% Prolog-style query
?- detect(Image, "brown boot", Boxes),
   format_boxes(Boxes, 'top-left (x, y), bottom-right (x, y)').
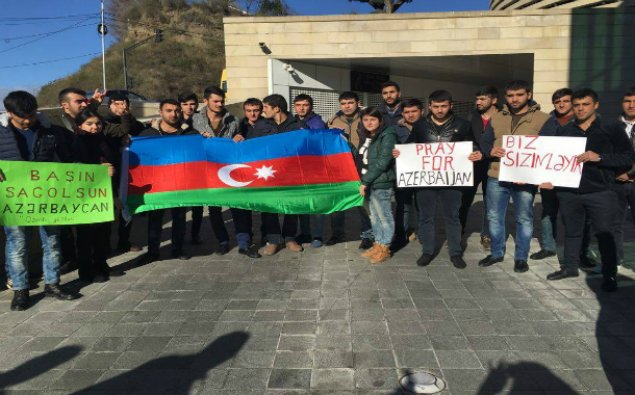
top-left (361, 242), bottom-right (380, 257)
top-left (261, 243), bottom-right (279, 256)
top-left (370, 244), bottom-right (391, 264)
top-left (285, 240), bottom-right (304, 252)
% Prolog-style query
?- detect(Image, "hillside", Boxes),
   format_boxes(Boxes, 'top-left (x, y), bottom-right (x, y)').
top-left (37, 0), bottom-right (234, 107)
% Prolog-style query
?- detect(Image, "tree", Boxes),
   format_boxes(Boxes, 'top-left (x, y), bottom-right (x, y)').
top-left (242, 0), bottom-right (291, 15)
top-left (350, 0), bottom-right (413, 13)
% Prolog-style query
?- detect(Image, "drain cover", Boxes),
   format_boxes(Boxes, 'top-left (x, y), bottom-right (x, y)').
top-left (400, 371), bottom-right (447, 394)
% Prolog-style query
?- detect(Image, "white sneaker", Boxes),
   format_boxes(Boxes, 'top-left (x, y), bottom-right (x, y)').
top-left (5, 278), bottom-right (13, 290)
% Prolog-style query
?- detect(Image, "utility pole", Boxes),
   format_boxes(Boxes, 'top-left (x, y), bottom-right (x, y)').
top-left (122, 29), bottom-right (163, 91)
top-left (100, 0), bottom-right (107, 90)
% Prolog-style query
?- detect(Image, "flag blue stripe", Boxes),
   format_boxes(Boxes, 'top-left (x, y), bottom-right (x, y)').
top-left (128, 129), bottom-right (350, 167)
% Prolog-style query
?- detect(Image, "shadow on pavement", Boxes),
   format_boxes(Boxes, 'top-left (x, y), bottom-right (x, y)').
top-left (0, 345), bottom-right (82, 390)
top-left (70, 331), bottom-right (249, 394)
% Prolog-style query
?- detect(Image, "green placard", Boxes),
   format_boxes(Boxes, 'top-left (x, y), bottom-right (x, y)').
top-left (0, 161), bottom-right (114, 226)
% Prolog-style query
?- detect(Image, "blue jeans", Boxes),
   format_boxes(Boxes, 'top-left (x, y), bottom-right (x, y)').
top-left (486, 178), bottom-right (536, 260)
top-left (4, 226), bottom-right (61, 290)
top-left (368, 188), bottom-right (395, 246)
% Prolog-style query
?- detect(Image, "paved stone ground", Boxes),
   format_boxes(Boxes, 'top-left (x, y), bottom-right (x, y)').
top-left (2, 197), bottom-right (635, 394)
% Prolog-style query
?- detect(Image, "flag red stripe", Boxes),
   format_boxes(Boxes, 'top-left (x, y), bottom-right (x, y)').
top-left (128, 153), bottom-right (359, 195)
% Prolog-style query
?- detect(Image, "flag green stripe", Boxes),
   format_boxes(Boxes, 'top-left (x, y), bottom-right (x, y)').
top-left (127, 181), bottom-right (363, 215)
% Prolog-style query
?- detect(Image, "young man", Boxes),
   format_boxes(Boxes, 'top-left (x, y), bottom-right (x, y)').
top-left (479, 80), bottom-right (550, 273)
top-left (394, 91), bottom-right (482, 268)
top-left (190, 86), bottom-right (239, 253)
top-left (327, 91), bottom-right (374, 249)
top-left (547, 89), bottom-right (635, 292)
top-left (378, 81), bottom-right (403, 126)
top-left (610, 87), bottom-right (635, 266)
top-left (461, 86), bottom-right (498, 249)
top-left (0, 91), bottom-right (78, 310)
top-left (392, 98), bottom-right (424, 250)
top-left (293, 94), bottom-right (327, 248)
top-left (178, 92), bottom-right (199, 129)
top-left (50, 87), bottom-right (106, 273)
top-left (529, 88), bottom-right (575, 260)
top-left (104, 91), bottom-right (145, 255)
top-left (230, 98), bottom-right (265, 259)
top-left (255, 94), bottom-right (305, 255)
top-left (139, 99), bottom-right (198, 263)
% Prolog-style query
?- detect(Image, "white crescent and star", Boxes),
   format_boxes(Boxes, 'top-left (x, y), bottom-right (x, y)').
top-left (217, 164), bottom-right (277, 188)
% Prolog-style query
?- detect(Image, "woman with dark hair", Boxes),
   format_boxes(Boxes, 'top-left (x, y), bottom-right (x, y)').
top-left (358, 106), bottom-right (397, 264)
top-left (71, 109), bottom-right (121, 283)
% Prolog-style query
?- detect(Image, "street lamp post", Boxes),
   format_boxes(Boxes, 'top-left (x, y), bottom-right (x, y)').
top-left (122, 29), bottom-right (163, 90)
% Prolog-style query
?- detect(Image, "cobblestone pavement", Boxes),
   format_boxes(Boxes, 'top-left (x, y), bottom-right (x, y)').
top-left (1, 201), bottom-right (635, 394)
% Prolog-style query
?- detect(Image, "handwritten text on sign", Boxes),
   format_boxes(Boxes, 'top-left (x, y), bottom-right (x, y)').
top-left (0, 161), bottom-right (114, 226)
top-left (498, 135), bottom-right (587, 188)
top-left (395, 142), bottom-right (473, 187)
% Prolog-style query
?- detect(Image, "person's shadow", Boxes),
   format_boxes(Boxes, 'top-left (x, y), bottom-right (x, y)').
top-left (476, 361), bottom-right (579, 394)
top-left (0, 346), bottom-right (82, 390)
top-left (71, 331), bottom-right (249, 394)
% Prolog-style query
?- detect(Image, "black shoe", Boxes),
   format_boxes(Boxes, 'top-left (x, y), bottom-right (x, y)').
top-left (172, 250), bottom-right (191, 260)
top-left (92, 274), bottom-right (109, 283)
top-left (44, 284), bottom-right (78, 301)
top-left (417, 254), bottom-right (433, 267)
top-left (546, 269), bottom-right (579, 281)
top-left (514, 260), bottom-right (529, 273)
top-left (238, 246), bottom-right (262, 259)
top-left (478, 255), bottom-right (504, 267)
top-left (325, 236), bottom-right (344, 246)
top-left (602, 276), bottom-right (618, 292)
top-left (295, 234), bottom-right (312, 244)
top-left (215, 243), bottom-right (230, 256)
top-left (579, 255), bottom-right (596, 269)
top-left (140, 252), bottom-right (160, 265)
top-left (59, 261), bottom-right (77, 275)
top-left (358, 238), bottom-right (374, 250)
top-left (390, 238), bottom-right (408, 252)
top-left (191, 237), bottom-right (203, 245)
top-left (529, 250), bottom-right (556, 260)
top-left (10, 290), bottom-right (30, 311)
top-left (451, 255), bottom-right (467, 269)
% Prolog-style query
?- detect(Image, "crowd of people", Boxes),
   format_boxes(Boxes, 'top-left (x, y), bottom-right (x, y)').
top-left (1, 79), bottom-right (634, 311)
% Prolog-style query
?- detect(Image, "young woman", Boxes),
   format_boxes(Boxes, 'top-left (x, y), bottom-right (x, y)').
top-left (71, 109), bottom-right (119, 283)
top-left (358, 107), bottom-right (397, 264)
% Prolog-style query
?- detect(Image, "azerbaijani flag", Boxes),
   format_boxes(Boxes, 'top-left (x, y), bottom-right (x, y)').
top-left (121, 129), bottom-right (363, 215)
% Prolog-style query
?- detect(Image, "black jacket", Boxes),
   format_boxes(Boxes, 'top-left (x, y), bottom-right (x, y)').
top-left (138, 123), bottom-right (198, 137)
top-left (409, 113), bottom-right (475, 147)
top-left (378, 101), bottom-right (403, 127)
top-left (556, 117), bottom-right (635, 194)
top-left (248, 116), bottom-right (304, 139)
top-left (238, 117), bottom-right (262, 139)
top-left (0, 119), bottom-right (70, 163)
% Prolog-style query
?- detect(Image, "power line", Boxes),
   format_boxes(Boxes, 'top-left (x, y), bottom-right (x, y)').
top-left (0, 52), bottom-right (101, 70)
top-left (0, 22), bottom-right (96, 42)
top-left (0, 18), bottom-right (95, 55)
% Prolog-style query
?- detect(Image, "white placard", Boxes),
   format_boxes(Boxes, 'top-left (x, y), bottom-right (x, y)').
top-left (498, 135), bottom-right (587, 188)
top-left (395, 142), bottom-right (474, 187)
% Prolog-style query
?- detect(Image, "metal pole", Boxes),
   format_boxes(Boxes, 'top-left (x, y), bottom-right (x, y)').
top-left (122, 49), bottom-right (128, 90)
top-left (100, 0), bottom-right (107, 90)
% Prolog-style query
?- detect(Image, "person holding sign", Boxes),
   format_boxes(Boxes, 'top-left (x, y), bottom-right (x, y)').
top-left (546, 89), bottom-right (635, 292)
top-left (359, 107), bottom-right (397, 264)
top-left (394, 90), bottom-right (482, 269)
top-left (70, 109), bottom-right (121, 284)
top-left (0, 91), bottom-right (78, 311)
top-left (478, 80), bottom-right (550, 273)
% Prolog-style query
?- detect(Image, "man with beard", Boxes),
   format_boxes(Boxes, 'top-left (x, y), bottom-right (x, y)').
top-left (460, 86), bottom-right (498, 249)
top-left (378, 81), bottom-right (403, 126)
top-left (326, 91), bottom-right (374, 249)
top-left (190, 86), bottom-right (239, 253)
top-left (394, 91), bottom-right (482, 268)
top-left (139, 99), bottom-right (198, 263)
top-left (178, 92), bottom-right (199, 130)
top-left (479, 80), bottom-right (550, 273)
top-left (546, 89), bottom-right (635, 292)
